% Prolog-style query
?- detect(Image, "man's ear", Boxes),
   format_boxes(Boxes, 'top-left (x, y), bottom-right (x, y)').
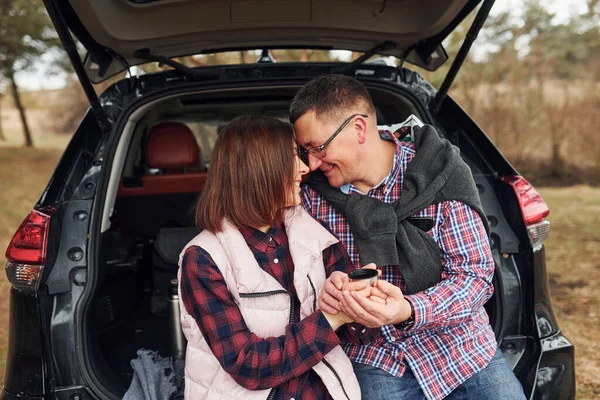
top-left (355, 115), bottom-right (368, 144)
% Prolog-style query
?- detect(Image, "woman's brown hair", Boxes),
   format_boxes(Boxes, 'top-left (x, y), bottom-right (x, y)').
top-left (195, 114), bottom-right (296, 232)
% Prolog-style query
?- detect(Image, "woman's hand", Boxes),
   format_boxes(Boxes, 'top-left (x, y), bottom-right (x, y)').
top-left (321, 309), bottom-right (354, 330)
top-left (319, 263), bottom-right (381, 314)
top-left (319, 272), bottom-right (368, 314)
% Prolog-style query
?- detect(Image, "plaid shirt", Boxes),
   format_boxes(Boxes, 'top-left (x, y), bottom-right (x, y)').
top-left (180, 222), bottom-right (357, 400)
top-left (301, 128), bottom-right (498, 400)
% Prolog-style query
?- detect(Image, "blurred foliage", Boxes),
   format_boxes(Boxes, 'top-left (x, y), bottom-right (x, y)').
top-left (0, 0), bottom-right (64, 83)
top-left (418, 0), bottom-right (600, 87)
top-left (428, 1), bottom-right (600, 186)
top-left (0, 0), bottom-right (67, 146)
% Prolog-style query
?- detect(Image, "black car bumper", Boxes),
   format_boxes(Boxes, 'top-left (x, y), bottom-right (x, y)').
top-left (532, 332), bottom-right (576, 399)
top-left (1, 388), bottom-right (43, 400)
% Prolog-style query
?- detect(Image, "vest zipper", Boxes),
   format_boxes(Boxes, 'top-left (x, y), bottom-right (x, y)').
top-left (238, 290), bottom-right (294, 323)
top-left (307, 275), bottom-right (317, 312)
top-left (239, 289), bottom-right (294, 400)
top-left (266, 388), bottom-right (277, 400)
top-left (322, 359), bottom-right (351, 400)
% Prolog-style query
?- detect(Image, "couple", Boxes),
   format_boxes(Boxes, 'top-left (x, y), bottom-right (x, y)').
top-left (177, 75), bottom-right (526, 400)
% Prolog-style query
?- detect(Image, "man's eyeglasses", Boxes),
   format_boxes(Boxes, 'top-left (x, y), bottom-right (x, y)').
top-left (298, 113), bottom-right (368, 164)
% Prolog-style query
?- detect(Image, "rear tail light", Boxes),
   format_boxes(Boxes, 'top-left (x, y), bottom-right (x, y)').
top-left (5, 208), bottom-right (54, 291)
top-left (526, 220), bottom-right (551, 250)
top-left (502, 175), bottom-right (550, 249)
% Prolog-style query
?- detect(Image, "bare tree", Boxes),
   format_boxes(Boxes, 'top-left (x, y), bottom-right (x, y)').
top-left (0, 91), bottom-right (5, 141)
top-left (0, 0), bottom-right (62, 147)
top-left (7, 70), bottom-right (33, 146)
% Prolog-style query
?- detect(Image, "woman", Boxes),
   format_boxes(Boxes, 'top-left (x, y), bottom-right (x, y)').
top-left (178, 114), bottom-right (362, 399)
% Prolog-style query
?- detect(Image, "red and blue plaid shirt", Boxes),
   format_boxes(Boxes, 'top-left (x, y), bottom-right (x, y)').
top-left (180, 222), bottom-right (358, 400)
top-left (301, 129), bottom-right (498, 400)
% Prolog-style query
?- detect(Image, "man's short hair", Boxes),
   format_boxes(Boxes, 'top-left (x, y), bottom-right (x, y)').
top-left (289, 74), bottom-right (376, 124)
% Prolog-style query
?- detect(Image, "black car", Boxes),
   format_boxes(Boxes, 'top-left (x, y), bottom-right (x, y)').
top-left (2, 0), bottom-right (575, 399)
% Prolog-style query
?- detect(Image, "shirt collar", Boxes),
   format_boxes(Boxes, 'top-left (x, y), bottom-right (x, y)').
top-left (239, 221), bottom-right (286, 251)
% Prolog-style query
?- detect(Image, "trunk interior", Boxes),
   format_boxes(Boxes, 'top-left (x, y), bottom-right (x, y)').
top-left (86, 83), bottom-right (520, 397)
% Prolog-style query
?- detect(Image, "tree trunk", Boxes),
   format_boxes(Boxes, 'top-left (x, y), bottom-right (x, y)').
top-left (550, 128), bottom-right (562, 177)
top-left (299, 50), bottom-right (309, 62)
top-left (0, 93), bottom-right (5, 141)
top-left (8, 70), bottom-right (33, 147)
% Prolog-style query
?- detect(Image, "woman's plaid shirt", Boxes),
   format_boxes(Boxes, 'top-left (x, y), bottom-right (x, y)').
top-left (300, 130), bottom-right (498, 400)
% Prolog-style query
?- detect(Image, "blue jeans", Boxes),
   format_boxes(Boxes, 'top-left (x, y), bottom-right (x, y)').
top-left (353, 349), bottom-right (526, 400)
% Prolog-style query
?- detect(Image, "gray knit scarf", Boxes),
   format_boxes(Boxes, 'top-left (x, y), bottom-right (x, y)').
top-left (307, 125), bottom-right (489, 295)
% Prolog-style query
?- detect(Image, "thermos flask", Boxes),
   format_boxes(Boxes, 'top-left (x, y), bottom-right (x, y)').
top-left (167, 278), bottom-right (186, 360)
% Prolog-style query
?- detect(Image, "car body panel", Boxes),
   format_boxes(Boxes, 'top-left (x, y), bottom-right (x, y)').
top-left (3, 289), bottom-right (46, 398)
top-left (47, 0), bottom-right (485, 82)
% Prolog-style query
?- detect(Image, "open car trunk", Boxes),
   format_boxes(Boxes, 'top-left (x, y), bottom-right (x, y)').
top-left (82, 79), bottom-right (524, 398)
top-left (46, 0), bottom-right (485, 83)
top-left (43, 0), bottom-right (496, 135)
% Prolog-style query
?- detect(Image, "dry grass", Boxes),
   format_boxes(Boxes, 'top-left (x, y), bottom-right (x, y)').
top-left (0, 146), bottom-right (598, 397)
top-left (0, 83), bottom-right (85, 149)
top-left (538, 186), bottom-right (600, 399)
top-left (0, 108), bottom-right (72, 149)
top-left (450, 80), bottom-right (600, 185)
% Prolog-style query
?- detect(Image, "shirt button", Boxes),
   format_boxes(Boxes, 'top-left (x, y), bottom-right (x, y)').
top-left (269, 236), bottom-right (273, 241)
top-left (390, 336), bottom-right (396, 341)
top-left (274, 258), bottom-right (279, 264)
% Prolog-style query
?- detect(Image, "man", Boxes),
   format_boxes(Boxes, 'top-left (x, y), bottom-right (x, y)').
top-left (291, 75), bottom-right (525, 400)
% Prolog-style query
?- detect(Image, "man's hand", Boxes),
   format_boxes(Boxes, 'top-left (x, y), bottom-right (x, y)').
top-left (318, 264), bottom-right (379, 314)
top-left (339, 279), bottom-right (412, 328)
top-left (367, 286), bottom-right (388, 304)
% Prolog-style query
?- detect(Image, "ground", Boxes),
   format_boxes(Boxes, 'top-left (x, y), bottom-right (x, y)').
top-left (540, 185), bottom-right (600, 399)
top-left (0, 147), bottom-right (598, 398)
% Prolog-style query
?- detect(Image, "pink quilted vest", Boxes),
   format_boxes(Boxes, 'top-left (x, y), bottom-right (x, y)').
top-left (177, 206), bottom-right (361, 400)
